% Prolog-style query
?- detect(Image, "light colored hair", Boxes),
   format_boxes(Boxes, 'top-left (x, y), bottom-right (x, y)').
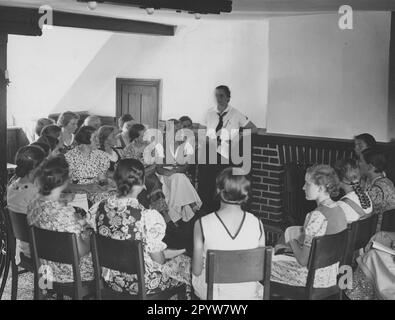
top-left (57, 111), bottom-right (79, 128)
top-left (306, 164), bottom-right (340, 197)
top-left (83, 115), bottom-right (101, 129)
top-left (216, 167), bottom-right (250, 204)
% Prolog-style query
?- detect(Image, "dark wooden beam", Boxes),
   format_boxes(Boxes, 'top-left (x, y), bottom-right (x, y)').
top-left (0, 5), bottom-right (175, 36)
top-left (79, 0), bottom-right (233, 14)
top-left (0, 33), bottom-right (7, 188)
top-left (388, 12), bottom-right (395, 140)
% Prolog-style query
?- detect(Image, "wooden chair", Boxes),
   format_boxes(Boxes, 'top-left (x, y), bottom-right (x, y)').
top-left (343, 214), bottom-right (379, 267)
top-left (91, 233), bottom-right (186, 300)
top-left (270, 229), bottom-right (348, 300)
top-left (381, 209), bottom-right (395, 232)
top-left (2, 209), bottom-right (37, 300)
top-left (206, 247), bottom-right (273, 300)
top-left (30, 226), bottom-right (95, 300)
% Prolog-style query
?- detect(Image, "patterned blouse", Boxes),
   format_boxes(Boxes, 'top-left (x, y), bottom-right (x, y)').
top-left (365, 176), bottom-right (395, 230)
top-left (91, 196), bottom-right (190, 295)
top-left (65, 147), bottom-right (110, 184)
top-left (27, 198), bottom-right (94, 283)
top-left (271, 201), bottom-right (341, 288)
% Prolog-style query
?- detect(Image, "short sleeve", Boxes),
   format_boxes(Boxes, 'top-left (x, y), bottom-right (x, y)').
top-left (368, 185), bottom-right (385, 211)
top-left (142, 209), bottom-right (167, 253)
top-left (235, 109), bottom-right (249, 127)
top-left (303, 210), bottom-right (327, 247)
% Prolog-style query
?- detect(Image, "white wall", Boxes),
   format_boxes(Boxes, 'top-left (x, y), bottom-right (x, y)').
top-left (8, 20), bottom-right (269, 129)
top-left (266, 12), bottom-right (391, 141)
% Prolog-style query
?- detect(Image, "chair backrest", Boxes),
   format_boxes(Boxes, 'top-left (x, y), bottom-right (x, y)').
top-left (351, 214), bottom-right (378, 251)
top-left (381, 209), bottom-right (395, 232)
top-left (91, 233), bottom-right (145, 299)
top-left (206, 247), bottom-right (272, 300)
top-left (30, 226), bottom-right (83, 298)
top-left (306, 229), bottom-right (348, 296)
top-left (7, 209), bottom-right (30, 244)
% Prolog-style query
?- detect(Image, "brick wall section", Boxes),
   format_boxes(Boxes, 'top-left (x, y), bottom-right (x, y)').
top-left (251, 144), bottom-right (284, 225)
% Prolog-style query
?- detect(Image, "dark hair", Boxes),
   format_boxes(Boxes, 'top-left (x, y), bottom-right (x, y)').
top-left (35, 136), bottom-right (59, 152)
top-left (129, 124), bottom-right (146, 143)
top-left (118, 114), bottom-right (134, 129)
top-left (35, 155), bottom-right (69, 196)
top-left (361, 148), bottom-right (387, 173)
top-left (179, 116), bottom-right (192, 123)
top-left (216, 85), bottom-right (231, 98)
top-left (216, 167), bottom-right (250, 204)
top-left (35, 118), bottom-right (54, 137)
top-left (334, 159), bottom-right (371, 209)
top-left (30, 141), bottom-right (50, 157)
top-left (41, 124), bottom-right (61, 138)
top-left (97, 125), bottom-right (117, 151)
top-left (57, 111), bottom-right (79, 128)
top-left (114, 159), bottom-right (145, 197)
top-left (306, 164), bottom-right (340, 198)
top-left (354, 133), bottom-right (376, 149)
top-left (74, 126), bottom-right (96, 145)
top-left (14, 145), bottom-right (46, 178)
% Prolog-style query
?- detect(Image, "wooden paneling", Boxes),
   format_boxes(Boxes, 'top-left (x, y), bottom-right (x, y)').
top-left (388, 12), bottom-right (395, 140)
top-left (0, 33), bottom-right (7, 188)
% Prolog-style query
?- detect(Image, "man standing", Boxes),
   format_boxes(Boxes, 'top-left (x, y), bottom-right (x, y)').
top-left (198, 85), bottom-right (256, 213)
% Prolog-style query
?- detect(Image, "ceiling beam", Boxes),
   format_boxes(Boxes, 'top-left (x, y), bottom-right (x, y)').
top-left (78, 0), bottom-right (233, 14)
top-left (0, 5), bottom-right (176, 36)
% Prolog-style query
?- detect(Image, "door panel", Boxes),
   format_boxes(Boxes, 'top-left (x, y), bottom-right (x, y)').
top-left (116, 79), bottom-right (160, 129)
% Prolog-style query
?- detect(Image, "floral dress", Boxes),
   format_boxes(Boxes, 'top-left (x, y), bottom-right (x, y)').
top-left (27, 198), bottom-right (94, 283)
top-left (365, 176), bottom-right (395, 231)
top-left (271, 202), bottom-right (343, 288)
top-left (122, 142), bottom-right (169, 221)
top-left (91, 196), bottom-right (191, 296)
top-left (65, 147), bottom-right (110, 184)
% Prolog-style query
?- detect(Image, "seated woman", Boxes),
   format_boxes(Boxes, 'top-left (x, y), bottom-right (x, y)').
top-left (117, 119), bottom-right (137, 148)
top-left (123, 124), bottom-right (170, 221)
top-left (354, 133), bottom-right (377, 159)
top-left (359, 148), bottom-right (395, 231)
top-left (346, 231), bottom-right (395, 300)
top-left (271, 164), bottom-right (347, 288)
top-left (156, 120), bottom-right (201, 225)
top-left (41, 124), bottom-right (62, 140)
top-left (27, 156), bottom-right (94, 283)
top-left (7, 145), bottom-right (46, 264)
top-left (65, 126), bottom-right (110, 185)
top-left (91, 159), bottom-right (191, 296)
top-left (97, 125), bottom-right (123, 172)
top-left (34, 118), bottom-right (54, 141)
top-left (334, 158), bottom-right (372, 223)
top-left (57, 111), bottom-right (79, 152)
top-left (192, 168), bottom-right (266, 300)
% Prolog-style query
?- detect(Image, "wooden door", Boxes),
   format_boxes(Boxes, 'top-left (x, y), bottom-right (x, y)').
top-left (116, 78), bottom-right (161, 128)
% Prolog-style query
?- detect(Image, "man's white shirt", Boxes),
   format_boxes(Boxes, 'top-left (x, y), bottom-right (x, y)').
top-left (205, 105), bottom-right (249, 158)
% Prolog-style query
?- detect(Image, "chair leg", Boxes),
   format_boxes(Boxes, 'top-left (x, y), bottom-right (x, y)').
top-left (0, 256), bottom-right (10, 300)
top-left (11, 262), bottom-right (18, 300)
top-left (177, 284), bottom-right (187, 300)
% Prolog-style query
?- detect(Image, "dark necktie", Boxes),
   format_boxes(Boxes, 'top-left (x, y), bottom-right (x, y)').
top-left (215, 112), bottom-right (228, 133)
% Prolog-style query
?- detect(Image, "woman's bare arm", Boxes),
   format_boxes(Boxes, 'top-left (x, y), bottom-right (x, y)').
top-left (192, 220), bottom-right (204, 276)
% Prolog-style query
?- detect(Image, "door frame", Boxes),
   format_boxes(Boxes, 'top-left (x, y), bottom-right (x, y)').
top-left (116, 78), bottom-right (162, 128)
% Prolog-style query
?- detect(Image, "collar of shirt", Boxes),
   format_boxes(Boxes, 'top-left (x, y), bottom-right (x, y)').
top-left (216, 105), bottom-right (231, 116)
